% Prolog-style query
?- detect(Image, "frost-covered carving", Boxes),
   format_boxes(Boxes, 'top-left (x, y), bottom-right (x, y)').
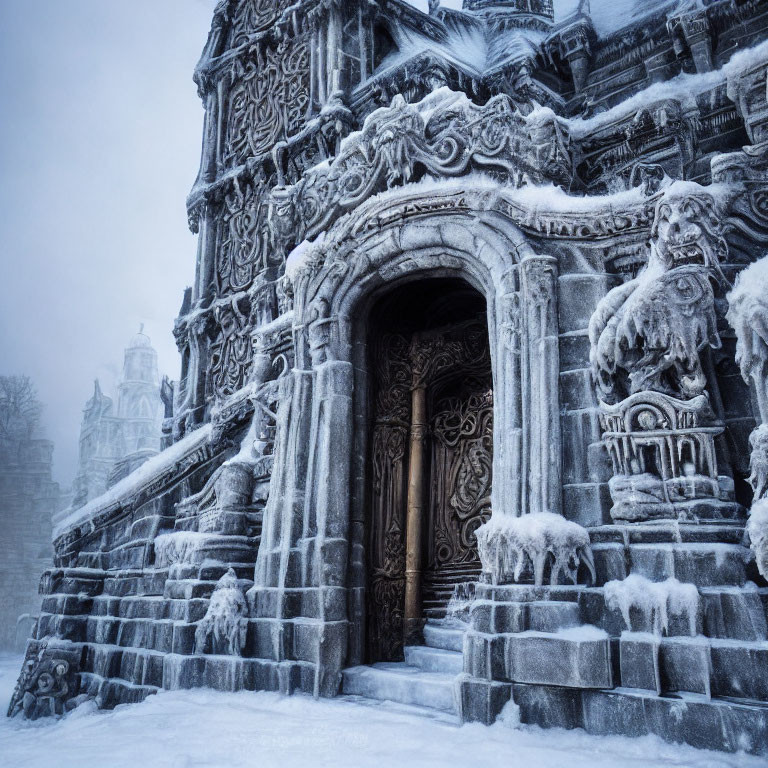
top-left (589, 184), bottom-right (725, 404)
top-left (217, 180), bottom-right (269, 295)
top-left (475, 512), bottom-right (595, 587)
top-left (604, 574), bottom-right (700, 636)
top-left (272, 88), bottom-right (574, 245)
top-left (590, 184), bottom-right (737, 522)
top-left (223, 36), bottom-right (310, 167)
top-left (7, 642), bottom-right (79, 719)
top-left (227, 0), bottom-right (291, 47)
top-left (600, 392), bottom-right (729, 522)
top-left (195, 568), bottom-right (248, 655)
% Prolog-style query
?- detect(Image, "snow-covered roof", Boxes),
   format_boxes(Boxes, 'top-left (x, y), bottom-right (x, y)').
top-left (554, 0), bottom-right (676, 40)
top-left (383, 0), bottom-right (678, 82)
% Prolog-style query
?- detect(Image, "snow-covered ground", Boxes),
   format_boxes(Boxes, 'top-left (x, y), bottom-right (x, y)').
top-left (0, 653), bottom-right (762, 768)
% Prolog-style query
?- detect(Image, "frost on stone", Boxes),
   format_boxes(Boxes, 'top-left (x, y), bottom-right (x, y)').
top-left (194, 568), bottom-right (247, 656)
top-left (727, 255), bottom-right (768, 427)
top-left (445, 582), bottom-right (475, 624)
top-left (154, 531), bottom-right (211, 567)
top-left (747, 499), bottom-right (768, 580)
top-left (475, 512), bottom-right (595, 587)
top-left (604, 574), bottom-right (700, 636)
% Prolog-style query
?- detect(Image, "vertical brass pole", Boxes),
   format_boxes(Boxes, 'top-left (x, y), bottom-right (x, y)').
top-left (404, 383), bottom-right (427, 645)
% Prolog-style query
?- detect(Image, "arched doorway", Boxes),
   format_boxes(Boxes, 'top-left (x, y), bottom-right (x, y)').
top-left (365, 278), bottom-right (493, 662)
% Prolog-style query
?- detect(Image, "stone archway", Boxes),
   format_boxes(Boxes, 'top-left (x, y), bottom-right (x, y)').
top-left (252, 187), bottom-right (563, 693)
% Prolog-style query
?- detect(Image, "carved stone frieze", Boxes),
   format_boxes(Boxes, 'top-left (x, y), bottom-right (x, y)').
top-left (271, 89), bottom-right (576, 246)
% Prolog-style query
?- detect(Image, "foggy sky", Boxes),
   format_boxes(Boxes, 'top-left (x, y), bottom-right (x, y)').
top-left (0, 0), bottom-right (557, 489)
top-left (0, 0), bottom-right (218, 486)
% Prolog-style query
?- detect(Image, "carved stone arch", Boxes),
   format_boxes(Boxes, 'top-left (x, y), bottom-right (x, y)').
top-left (251, 185), bottom-right (564, 689)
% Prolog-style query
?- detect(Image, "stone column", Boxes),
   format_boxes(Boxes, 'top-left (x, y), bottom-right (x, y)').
top-left (521, 255), bottom-right (562, 516)
top-left (403, 380), bottom-right (427, 644)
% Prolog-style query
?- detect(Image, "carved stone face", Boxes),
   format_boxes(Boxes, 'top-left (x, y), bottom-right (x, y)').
top-left (653, 191), bottom-right (726, 272)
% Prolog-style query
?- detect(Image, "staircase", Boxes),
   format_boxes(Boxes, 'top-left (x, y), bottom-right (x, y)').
top-left (341, 621), bottom-right (466, 720)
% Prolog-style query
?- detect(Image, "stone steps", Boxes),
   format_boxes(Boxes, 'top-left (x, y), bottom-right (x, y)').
top-left (404, 645), bottom-right (464, 675)
top-left (341, 621), bottom-right (466, 716)
top-left (342, 664), bottom-right (459, 713)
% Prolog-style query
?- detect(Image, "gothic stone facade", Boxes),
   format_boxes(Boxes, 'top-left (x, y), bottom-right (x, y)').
top-left (11, 0), bottom-right (768, 755)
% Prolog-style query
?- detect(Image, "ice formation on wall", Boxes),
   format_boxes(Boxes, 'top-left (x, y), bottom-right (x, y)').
top-left (604, 573), bottom-right (700, 636)
top-left (194, 569), bottom-right (247, 656)
top-left (748, 501), bottom-right (768, 580)
top-left (475, 512), bottom-right (595, 587)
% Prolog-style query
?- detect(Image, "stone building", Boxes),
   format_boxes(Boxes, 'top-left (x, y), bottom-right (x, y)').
top-left (0, 390), bottom-right (59, 651)
top-left (67, 329), bottom-right (165, 513)
top-left (11, 0), bottom-right (768, 756)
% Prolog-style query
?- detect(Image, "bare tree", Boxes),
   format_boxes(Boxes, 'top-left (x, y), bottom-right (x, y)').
top-left (0, 375), bottom-right (43, 447)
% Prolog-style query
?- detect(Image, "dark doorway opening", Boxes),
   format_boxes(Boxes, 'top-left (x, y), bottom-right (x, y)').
top-left (365, 278), bottom-right (492, 663)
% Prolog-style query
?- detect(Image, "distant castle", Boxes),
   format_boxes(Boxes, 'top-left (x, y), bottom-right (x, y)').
top-left (65, 329), bottom-right (165, 516)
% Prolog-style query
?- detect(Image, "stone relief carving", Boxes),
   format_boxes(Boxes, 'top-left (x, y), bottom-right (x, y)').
top-left (271, 89), bottom-right (575, 246)
top-left (210, 297), bottom-right (253, 399)
top-left (590, 185), bottom-right (725, 404)
top-left (223, 36), bottom-right (310, 168)
top-left (589, 184), bottom-right (739, 522)
top-left (7, 641), bottom-right (80, 719)
top-left (227, 0), bottom-right (291, 48)
top-left (217, 180), bottom-right (269, 295)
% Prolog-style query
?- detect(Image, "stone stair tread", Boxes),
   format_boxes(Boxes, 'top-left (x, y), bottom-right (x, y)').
top-left (405, 645), bottom-right (464, 674)
top-left (423, 622), bottom-right (466, 652)
top-left (341, 664), bottom-right (459, 714)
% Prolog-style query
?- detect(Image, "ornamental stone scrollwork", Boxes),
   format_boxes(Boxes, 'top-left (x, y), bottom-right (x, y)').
top-left (270, 88), bottom-right (575, 246)
top-left (217, 179), bottom-right (269, 295)
top-left (210, 297), bottom-right (253, 399)
top-left (589, 183), bottom-right (739, 522)
top-left (227, 0), bottom-right (292, 48)
top-left (223, 36), bottom-right (310, 168)
top-left (7, 641), bottom-right (80, 719)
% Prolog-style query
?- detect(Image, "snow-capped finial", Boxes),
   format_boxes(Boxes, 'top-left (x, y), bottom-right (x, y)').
top-left (578, 0), bottom-right (590, 13)
top-left (139, 322), bottom-right (144, 334)
top-left (428, 0), bottom-right (440, 15)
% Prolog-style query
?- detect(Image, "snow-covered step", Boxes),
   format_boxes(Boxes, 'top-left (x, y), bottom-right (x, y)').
top-left (423, 623), bottom-right (464, 652)
top-left (341, 663), bottom-right (459, 714)
top-left (404, 645), bottom-right (464, 675)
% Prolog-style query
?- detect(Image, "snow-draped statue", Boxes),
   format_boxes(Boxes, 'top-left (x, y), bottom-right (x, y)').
top-left (589, 183), bottom-right (739, 522)
top-left (727, 256), bottom-right (768, 576)
top-left (589, 184), bottom-right (726, 404)
top-left (195, 569), bottom-right (248, 655)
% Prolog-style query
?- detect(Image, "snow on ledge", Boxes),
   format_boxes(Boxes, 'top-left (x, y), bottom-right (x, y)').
top-left (604, 574), bottom-right (700, 636)
top-left (54, 424), bottom-right (213, 540)
top-left (564, 39), bottom-right (768, 137)
top-left (475, 512), bottom-right (595, 587)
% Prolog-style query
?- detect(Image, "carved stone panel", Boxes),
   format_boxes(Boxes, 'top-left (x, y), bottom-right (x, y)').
top-left (223, 37), bottom-right (311, 168)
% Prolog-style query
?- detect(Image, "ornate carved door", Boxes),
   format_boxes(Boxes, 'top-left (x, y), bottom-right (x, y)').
top-left (366, 310), bottom-right (492, 663)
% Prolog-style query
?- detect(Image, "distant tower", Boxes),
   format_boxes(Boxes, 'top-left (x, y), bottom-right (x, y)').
top-left (68, 329), bottom-right (164, 510)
